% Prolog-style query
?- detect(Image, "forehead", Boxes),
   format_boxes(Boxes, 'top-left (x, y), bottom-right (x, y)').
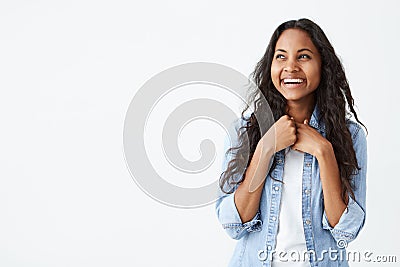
top-left (275, 28), bottom-right (317, 51)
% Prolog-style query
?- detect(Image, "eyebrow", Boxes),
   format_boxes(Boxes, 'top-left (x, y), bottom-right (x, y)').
top-left (275, 48), bottom-right (314, 54)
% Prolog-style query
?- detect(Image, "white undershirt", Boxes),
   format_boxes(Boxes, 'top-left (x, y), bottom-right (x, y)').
top-left (272, 147), bottom-right (310, 267)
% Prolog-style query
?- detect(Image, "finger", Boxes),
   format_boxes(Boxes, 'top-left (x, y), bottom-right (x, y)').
top-left (291, 135), bottom-right (297, 145)
top-left (292, 141), bottom-right (303, 151)
top-left (289, 118), bottom-right (296, 128)
top-left (295, 122), bottom-right (304, 128)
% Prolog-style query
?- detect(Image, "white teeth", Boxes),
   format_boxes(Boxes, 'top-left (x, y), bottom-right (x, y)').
top-left (283, 78), bottom-right (304, 83)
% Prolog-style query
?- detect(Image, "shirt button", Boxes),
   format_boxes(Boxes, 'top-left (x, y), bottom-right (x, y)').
top-left (305, 219), bottom-right (311, 225)
top-left (305, 162), bottom-right (311, 167)
top-left (274, 186), bottom-right (279, 191)
top-left (271, 216), bottom-right (276, 221)
top-left (304, 189), bottom-right (311, 195)
top-left (267, 245), bottom-right (272, 250)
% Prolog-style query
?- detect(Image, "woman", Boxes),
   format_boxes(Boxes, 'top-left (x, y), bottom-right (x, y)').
top-left (215, 18), bottom-right (367, 267)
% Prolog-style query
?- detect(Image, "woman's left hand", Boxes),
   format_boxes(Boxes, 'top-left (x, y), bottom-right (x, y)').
top-left (291, 119), bottom-right (331, 158)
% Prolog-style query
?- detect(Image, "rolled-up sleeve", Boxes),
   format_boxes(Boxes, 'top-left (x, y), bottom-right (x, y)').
top-left (216, 187), bottom-right (263, 240)
top-left (215, 119), bottom-right (263, 240)
top-left (322, 124), bottom-right (367, 243)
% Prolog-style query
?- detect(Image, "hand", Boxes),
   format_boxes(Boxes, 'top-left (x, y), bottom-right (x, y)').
top-left (260, 115), bottom-right (297, 153)
top-left (292, 119), bottom-right (331, 158)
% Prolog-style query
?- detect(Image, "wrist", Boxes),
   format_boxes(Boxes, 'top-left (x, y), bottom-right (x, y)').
top-left (315, 141), bottom-right (333, 160)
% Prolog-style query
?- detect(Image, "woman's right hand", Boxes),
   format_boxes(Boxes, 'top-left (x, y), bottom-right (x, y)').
top-left (261, 115), bottom-right (297, 153)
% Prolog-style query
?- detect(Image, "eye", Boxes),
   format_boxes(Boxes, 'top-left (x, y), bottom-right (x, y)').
top-left (298, 54), bottom-right (311, 60)
top-left (275, 54), bottom-right (285, 60)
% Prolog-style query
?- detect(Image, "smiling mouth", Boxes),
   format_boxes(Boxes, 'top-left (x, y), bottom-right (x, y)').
top-left (281, 78), bottom-right (306, 88)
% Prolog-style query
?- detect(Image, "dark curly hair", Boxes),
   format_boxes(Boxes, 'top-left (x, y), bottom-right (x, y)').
top-left (219, 18), bottom-right (367, 204)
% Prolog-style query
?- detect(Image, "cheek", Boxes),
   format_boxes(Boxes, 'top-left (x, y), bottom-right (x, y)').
top-left (308, 65), bottom-right (321, 87)
top-left (314, 69), bottom-right (321, 86)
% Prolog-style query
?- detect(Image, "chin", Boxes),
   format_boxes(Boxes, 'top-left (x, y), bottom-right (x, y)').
top-left (282, 95), bottom-right (303, 101)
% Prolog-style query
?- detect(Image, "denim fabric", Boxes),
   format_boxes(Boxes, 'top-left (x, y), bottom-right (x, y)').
top-left (215, 105), bottom-right (367, 267)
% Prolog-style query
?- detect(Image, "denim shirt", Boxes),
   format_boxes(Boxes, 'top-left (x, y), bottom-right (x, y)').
top-left (215, 106), bottom-right (367, 267)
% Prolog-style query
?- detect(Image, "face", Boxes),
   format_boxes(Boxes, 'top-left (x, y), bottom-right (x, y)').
top-left (271, 28), bottom-right (322, 105)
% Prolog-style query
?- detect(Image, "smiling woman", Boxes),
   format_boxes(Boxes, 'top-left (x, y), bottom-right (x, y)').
top-left (215, 18), bottom-right (367, 267)
top-left (271, 29), bottom-right (321, 110)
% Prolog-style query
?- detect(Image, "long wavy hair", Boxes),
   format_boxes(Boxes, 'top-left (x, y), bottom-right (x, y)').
top-left (219, 18), bottom-right (367, 204)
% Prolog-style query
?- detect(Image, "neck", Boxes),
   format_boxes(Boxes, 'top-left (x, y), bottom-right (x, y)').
top-left (286, 98), bottom-right (315, 123)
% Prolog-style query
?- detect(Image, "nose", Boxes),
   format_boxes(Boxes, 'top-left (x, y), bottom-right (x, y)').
top-left (283, 58), bottom-right (299, 72)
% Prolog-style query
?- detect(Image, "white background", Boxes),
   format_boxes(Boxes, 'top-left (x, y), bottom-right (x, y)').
top-left (1, 0), bottom-right (399, 266)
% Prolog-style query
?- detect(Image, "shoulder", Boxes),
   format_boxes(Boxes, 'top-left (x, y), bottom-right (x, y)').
top-left (346, 118), bottom-right (365, 139)
top-left (345, 118), bottom-right (367, 148)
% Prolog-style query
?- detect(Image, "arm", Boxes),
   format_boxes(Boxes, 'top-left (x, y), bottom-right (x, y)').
top-left (293, 121), bottom-right (367, 243)
top-left (292, 120), bottom-right (348, 226)
top-left (316, 142), bottom-right (347, 228)
top-left (215, 122), bottom-right (273, 240)
top-left (215, 116), bottom-right (296, 240)
top-left (321, 125), bottom-right (367, 243)
top-left (234, 136), bottom-right (274, 223)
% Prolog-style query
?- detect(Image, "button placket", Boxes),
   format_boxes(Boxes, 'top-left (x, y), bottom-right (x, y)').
top-left (301, 153), bottom-right (317, 259)
top-left (266, 166), bottom-right (283, 258)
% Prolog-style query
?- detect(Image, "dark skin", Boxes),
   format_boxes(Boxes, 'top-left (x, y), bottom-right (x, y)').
top-left (234, 29), bottom-right (346, 227)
